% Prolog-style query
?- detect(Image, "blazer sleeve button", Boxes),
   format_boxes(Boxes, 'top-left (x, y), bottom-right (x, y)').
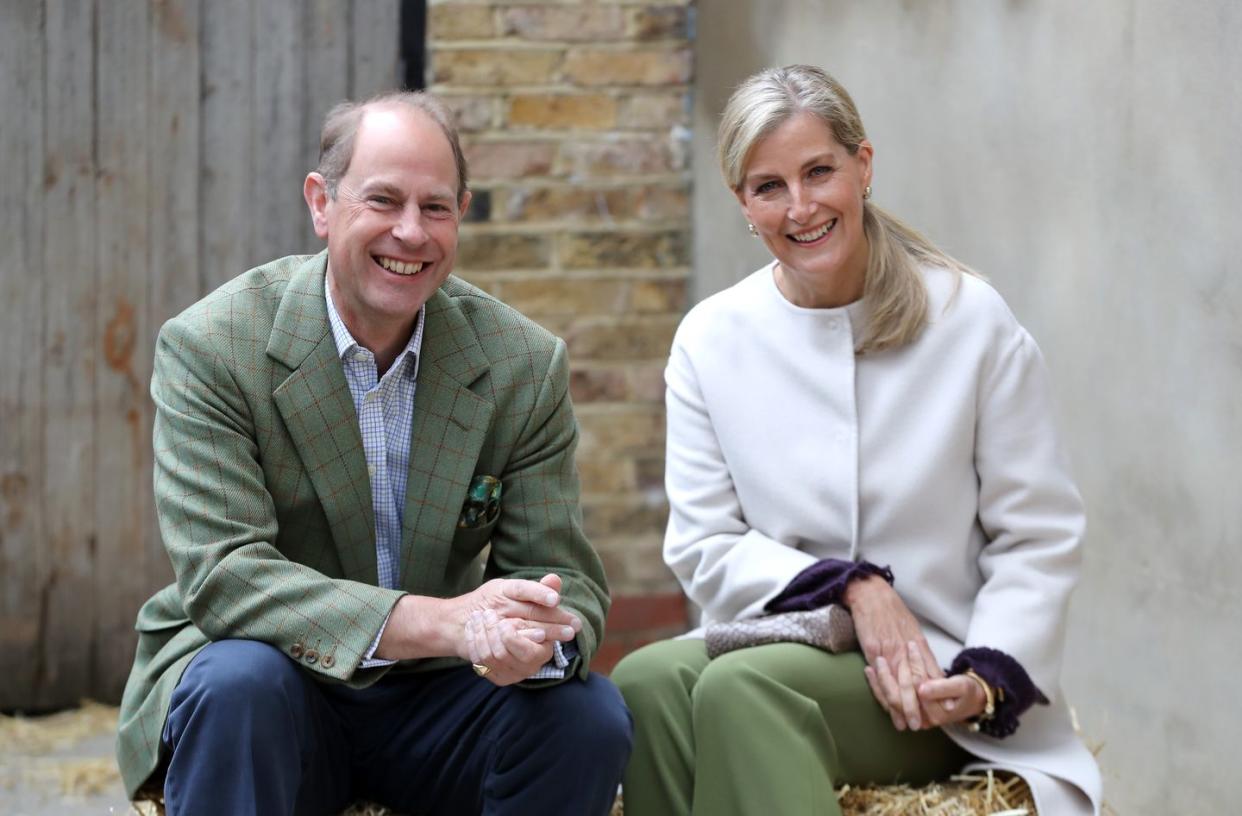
top-left (321, 654), bottom-right (335, 669)
top-left (289, 643), bottom-right (304, 658)
top-left (304, 649), bottom-right (319, 664)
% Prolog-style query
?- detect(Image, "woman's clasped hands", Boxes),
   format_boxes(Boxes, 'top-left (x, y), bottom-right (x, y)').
top-left (845, 575), bottom-right (986, 731)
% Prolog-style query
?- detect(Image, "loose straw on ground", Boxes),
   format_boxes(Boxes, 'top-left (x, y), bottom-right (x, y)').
top-left (4, 703), bottom-right (1047, 815)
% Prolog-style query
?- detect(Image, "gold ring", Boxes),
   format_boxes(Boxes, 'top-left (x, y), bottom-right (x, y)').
top-left (472, 663), bottom-right (491, 677)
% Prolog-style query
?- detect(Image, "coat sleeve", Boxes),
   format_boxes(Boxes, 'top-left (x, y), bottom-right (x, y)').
top-left (968, 327), bottom-right (1085, 698)
top-left (663, 333), bottom-right (818, 624)
top-left (483, 338), bottom-right (610, 679)
top-left (152, 315), bottom-right (404, 684)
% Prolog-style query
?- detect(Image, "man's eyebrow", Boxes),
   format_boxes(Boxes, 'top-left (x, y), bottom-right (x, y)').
top-left (359, 180), bottom-right (404, 197)
top-left (359, 180), bottom-right (457, 202)
top-left (423, 189), bottom-right (457, 203)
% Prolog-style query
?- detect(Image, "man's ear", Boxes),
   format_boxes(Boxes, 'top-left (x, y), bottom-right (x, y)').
top-left (457, 189), bottom-right (473, 220)
top-left (304, 172), bottom-right (331, 239)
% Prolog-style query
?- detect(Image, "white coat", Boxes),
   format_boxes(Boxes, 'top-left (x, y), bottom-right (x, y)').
top-left (663, 262), bottom-right (1102, 814)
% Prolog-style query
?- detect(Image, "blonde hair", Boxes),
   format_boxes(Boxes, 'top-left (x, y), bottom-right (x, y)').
top-left (317, 90), bottom-right (469, 202)
top-left (718, 65), bottom-right (973, 353)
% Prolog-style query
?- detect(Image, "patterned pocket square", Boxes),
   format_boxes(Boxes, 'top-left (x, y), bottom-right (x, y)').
top-left (459, 475), bottom-right (502, 529)
top-left (705, 605), bottom-right (857, 659)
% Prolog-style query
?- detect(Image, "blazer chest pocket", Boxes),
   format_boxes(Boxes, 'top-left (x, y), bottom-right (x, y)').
top-left (459, 475), bottom-right (501, 528)
top-left (454, 475), bottom-right (501, 553)
top-left (453, 515), bottom-right (499, 554)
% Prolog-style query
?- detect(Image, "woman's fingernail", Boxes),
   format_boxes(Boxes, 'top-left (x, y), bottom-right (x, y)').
top-left (561, 626), bottom-right (574, 640)
top-left (545, 592), bottom-right (558, 605)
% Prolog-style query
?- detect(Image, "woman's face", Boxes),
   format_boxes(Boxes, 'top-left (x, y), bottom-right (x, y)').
top-left (736, 112), bottom-right (873, 307)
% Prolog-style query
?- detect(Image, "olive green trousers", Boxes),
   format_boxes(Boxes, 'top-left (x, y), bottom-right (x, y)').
top-left (611, 639), bottom-right (970, 816)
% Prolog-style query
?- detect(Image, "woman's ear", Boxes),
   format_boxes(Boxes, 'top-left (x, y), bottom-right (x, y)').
top-left (734, 186), bottom-right (754, 226)
top-left (303, 172), bottom-right (331, 239)
top-left (855, 139), bottom-right (875, 190)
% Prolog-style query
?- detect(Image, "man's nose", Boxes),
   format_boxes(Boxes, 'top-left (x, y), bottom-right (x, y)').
top-left (392, 206), bottom-right (428, 244)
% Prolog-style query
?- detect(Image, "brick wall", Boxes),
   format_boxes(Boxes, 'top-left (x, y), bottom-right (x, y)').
top-left (427, 0), bottom-right (695, 668)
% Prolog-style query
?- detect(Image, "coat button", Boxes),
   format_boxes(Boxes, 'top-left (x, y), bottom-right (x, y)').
top-left (304, 649), bottom-right (319, 664)
top-left (321, 654), bottom-right (335, 669)
top-left (289, 643), bottom-right (304, 658)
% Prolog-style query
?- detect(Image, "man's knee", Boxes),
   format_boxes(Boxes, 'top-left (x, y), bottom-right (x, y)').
top-left (168, 639), bottom-right (309, 736)
top-left (559, 674), bottom-right (633, 760)
top-left (511, 673), bottom-right (633, 764)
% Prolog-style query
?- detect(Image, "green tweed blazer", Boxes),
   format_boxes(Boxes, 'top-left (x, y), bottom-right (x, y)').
top-left (116, 252), bottom-right (609, 797)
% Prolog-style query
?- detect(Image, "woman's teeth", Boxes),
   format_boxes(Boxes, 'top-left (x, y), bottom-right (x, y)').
top-left (790, 221), bottom-right (834, 243)
top-left (377, 257), bottom-right (423, 275)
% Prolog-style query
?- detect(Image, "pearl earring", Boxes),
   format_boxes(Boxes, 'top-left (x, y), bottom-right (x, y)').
top-left (748, 223), bottom-right (758, 236)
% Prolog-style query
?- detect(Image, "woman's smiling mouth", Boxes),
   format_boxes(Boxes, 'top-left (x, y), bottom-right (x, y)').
top-left (788, 219), bottom-right (836, 244)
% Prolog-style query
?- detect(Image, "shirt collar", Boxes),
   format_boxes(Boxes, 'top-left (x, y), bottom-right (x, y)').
top-left (324, 273), bottom-right (425, 380)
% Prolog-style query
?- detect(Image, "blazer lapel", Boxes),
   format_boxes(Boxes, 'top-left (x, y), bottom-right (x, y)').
top-left (268, 254), bottom-right (378, 584)
top-left (397, 285), bottom-right (494, 596)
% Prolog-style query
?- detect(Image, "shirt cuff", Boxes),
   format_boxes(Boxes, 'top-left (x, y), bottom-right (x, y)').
top-left (527, 639), bottom-right (576, 680)
top-left (765, 558), bottom-right (895, 613)
top-left (359, 617), bottom-right (577, 676)
top-left (358, 611), bottom-right (397, 669)
top-left (949, 646), bottom-right (1050, 738)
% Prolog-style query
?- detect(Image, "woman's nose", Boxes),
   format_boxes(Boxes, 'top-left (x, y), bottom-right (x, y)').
top-left (786, 184), bottom-right (816, 222)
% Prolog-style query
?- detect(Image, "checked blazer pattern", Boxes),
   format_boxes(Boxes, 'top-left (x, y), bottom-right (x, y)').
top-left (115, 252), bottom-right (609, 798)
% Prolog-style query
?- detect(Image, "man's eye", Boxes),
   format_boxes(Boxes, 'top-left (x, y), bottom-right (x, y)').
top-left (370, 196), bottom-right (394, 206)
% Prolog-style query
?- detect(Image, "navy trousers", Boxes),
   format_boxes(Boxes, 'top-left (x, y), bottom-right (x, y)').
top-left (161, 639), bottom-right (633, 816)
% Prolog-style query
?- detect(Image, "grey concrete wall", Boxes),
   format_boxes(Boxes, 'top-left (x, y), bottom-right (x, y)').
top-left (694, 2), bottom-right (1241, 813)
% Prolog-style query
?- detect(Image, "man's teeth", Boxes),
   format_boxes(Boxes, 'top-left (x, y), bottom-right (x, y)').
top-left (377, 257), bottom-right (423, 275)
top-left (790, 221), bottom-right (833, 243)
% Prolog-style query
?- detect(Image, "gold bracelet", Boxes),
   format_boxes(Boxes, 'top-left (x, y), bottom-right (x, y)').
top-left (962, 669), bottom-right (996, 731)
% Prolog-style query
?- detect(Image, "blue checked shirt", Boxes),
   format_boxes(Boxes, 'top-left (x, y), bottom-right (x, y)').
top-left (325, 280), bottom-right (570, 677)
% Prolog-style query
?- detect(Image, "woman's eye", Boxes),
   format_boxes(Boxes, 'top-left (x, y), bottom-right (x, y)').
top-left (754, 180), bottom-right (780, 195)
top-left (809, 165), bottom-right (833, 178)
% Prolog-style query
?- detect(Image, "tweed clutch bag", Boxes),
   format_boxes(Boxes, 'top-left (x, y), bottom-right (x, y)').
top-left (705, 605), bottom-right (858, 659)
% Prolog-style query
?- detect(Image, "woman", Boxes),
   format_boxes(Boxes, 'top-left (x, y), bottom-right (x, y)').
top-left (611, 65), bottom-right (1101, 816)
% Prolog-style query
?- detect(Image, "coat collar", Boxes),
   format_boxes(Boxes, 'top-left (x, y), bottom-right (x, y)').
top-left (267, 252), bottom-right (494, 590)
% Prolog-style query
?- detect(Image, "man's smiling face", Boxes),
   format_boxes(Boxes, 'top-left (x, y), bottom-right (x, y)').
top-left (307, 103), bottom-right (471, 346)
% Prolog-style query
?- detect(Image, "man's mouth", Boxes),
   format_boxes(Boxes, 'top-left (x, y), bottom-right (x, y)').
top-left (375, 255), bottom-right (424, 276)
top-left (788, 219), bottom-right (836, 244)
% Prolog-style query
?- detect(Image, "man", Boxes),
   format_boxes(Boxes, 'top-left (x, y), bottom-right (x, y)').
top-left (115, 91), bottom-right (632, 815)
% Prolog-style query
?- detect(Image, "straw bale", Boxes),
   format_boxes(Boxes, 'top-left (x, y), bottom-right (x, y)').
top-left (4, 703), bottom-right (1052, 815)
top-left (0, 699), bottom-right (117, 754)
top-left (835, 770), bottom-right (1036, 815)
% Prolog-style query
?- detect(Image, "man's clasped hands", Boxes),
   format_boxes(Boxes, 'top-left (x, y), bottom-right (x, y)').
top-left (375, 574), bottom-right (582, 686)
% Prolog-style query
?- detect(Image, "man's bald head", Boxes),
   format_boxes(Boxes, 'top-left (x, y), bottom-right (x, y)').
top-left (316, 91), bottom-right (469, 202)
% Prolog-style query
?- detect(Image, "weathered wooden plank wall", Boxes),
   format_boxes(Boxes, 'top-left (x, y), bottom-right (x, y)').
top-left (0, 0), bottom-right (401, 711)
